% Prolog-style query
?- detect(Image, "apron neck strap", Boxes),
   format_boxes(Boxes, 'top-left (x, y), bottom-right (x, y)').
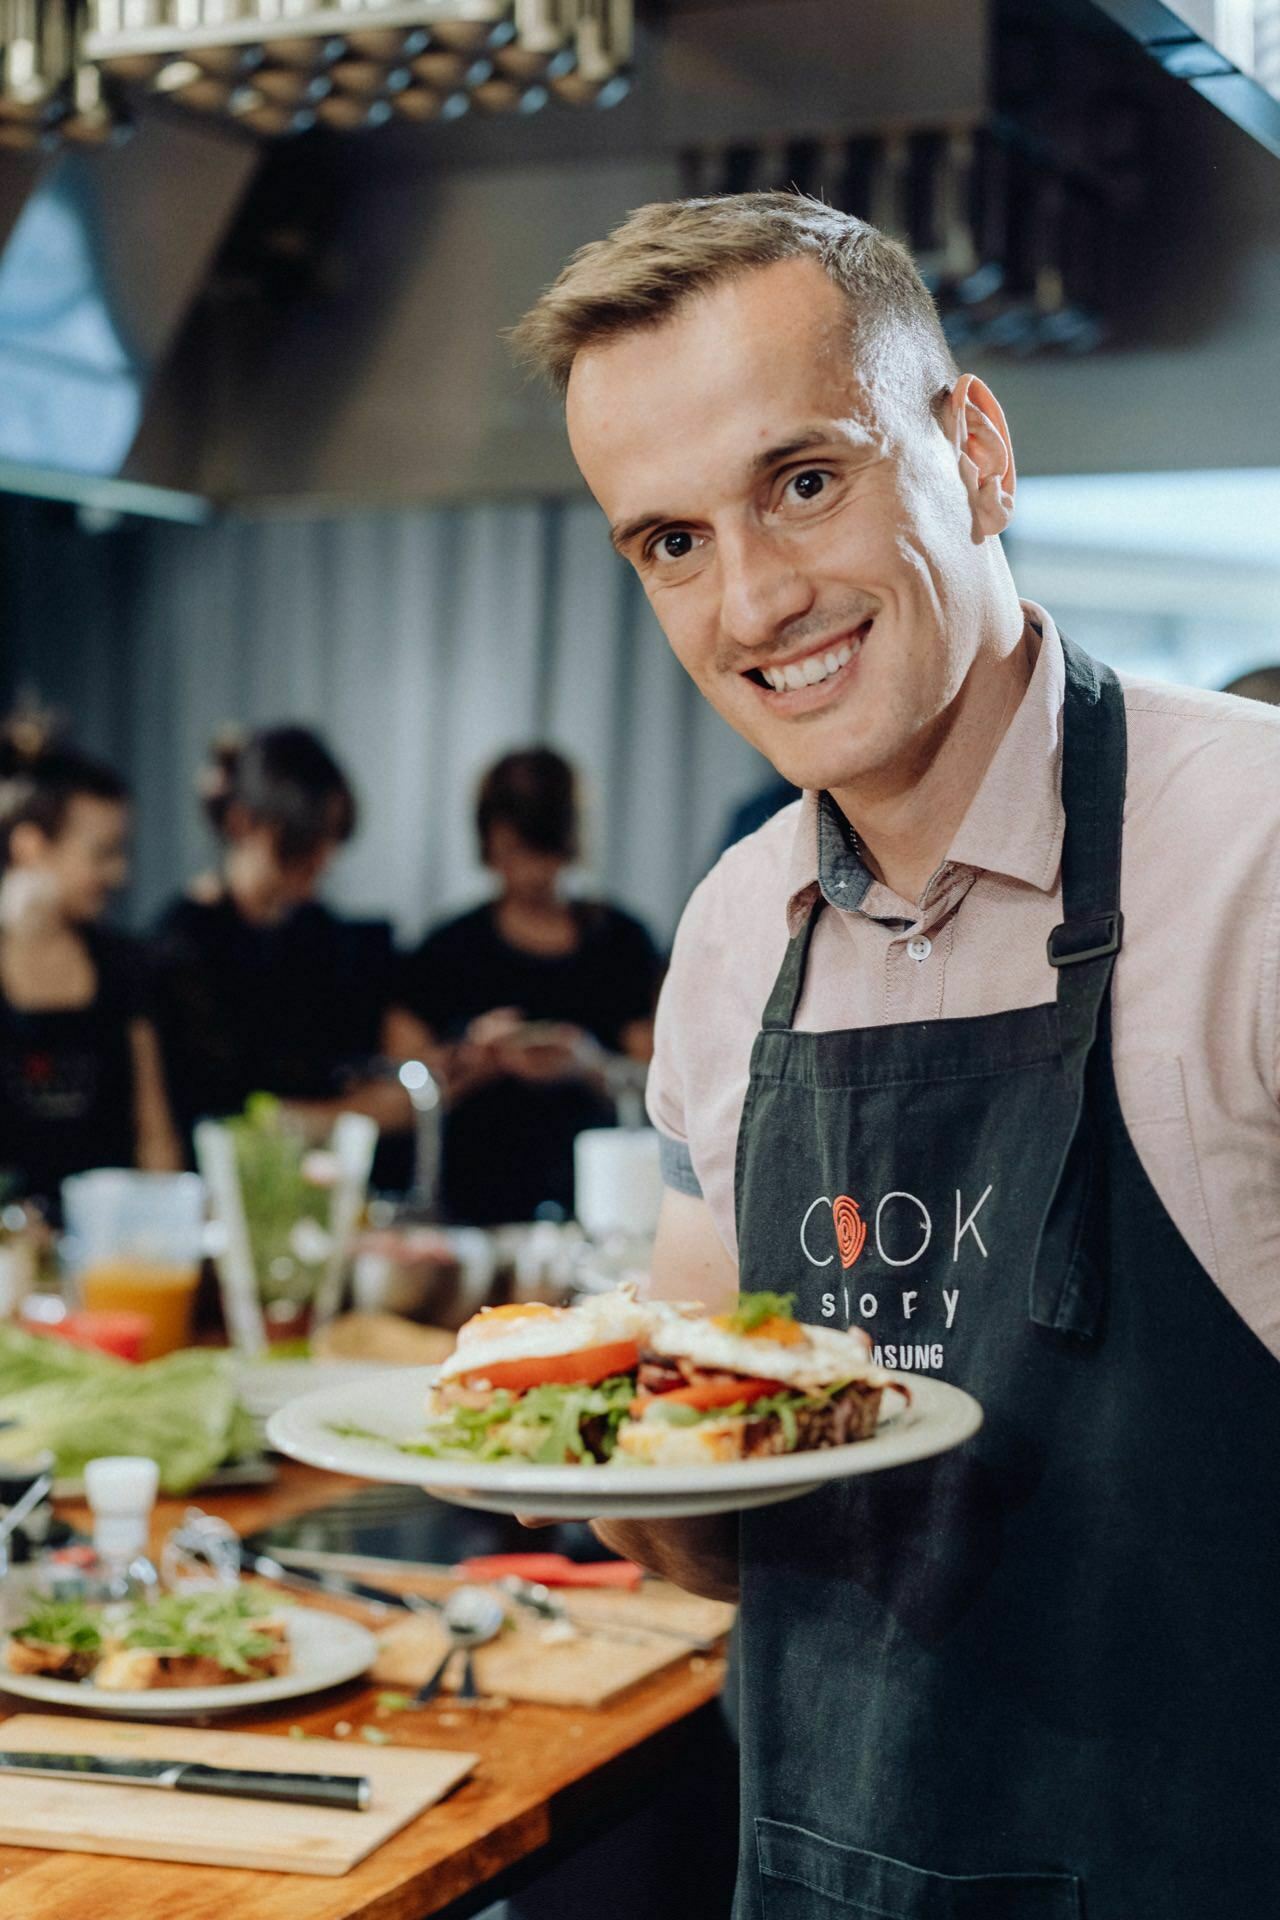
top-left (1049, 637), bottom-right (1127, 1059)
top-left (1030, 636), bottom-right (1128, 1342)
top-left (762, 903), bottom-right (822, 1031)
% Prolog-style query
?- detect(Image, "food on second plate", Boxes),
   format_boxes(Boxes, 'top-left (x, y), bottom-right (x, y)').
top-left (615, 1292), bottom-right (900, 1465)
top-left (94, 1588), bottom-right (291, 1690)
top-left (2, 1586), bottom-right (291, 1691)
top-left (398, 1288), bottom-right (901, 1467)
top-left (2, 1596), bottom-right (104, 1680)
top-left (414, 1294), bottom-right (651, 1463)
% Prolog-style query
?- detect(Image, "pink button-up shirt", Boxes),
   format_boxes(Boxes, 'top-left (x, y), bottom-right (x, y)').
top-left (648, 606), bottom-right (1280, 1357)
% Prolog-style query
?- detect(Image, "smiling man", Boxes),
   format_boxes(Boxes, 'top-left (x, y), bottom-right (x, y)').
top-left (512, 195), bottom-right (1280, 1919)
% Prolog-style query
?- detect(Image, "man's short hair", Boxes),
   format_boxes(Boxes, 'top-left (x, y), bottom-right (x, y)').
top-left (510, 190), bottom-right (958, 417)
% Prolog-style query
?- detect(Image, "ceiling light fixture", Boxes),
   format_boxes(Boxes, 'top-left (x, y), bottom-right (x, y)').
top-left (0, 0), bottom-right (632, 145)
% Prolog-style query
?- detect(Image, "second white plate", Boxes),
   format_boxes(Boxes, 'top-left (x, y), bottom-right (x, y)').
top-left (0, 1608), bottom-right (376, 1718)
top-left (267, 1367), bottom-right (983, 1519)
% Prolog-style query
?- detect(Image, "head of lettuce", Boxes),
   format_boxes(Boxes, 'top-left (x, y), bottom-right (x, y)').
top-left (0, 1325), bottom-right (256, 1493)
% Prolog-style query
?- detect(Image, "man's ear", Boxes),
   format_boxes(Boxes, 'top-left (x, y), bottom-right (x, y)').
top-left (945, 374), bottom-right (1016, 540)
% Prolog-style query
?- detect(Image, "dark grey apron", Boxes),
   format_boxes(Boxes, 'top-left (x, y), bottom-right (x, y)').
top-left (731, 639), bottom-right (1280, 1919)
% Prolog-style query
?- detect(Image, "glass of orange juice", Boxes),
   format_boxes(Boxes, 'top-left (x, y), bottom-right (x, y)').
top-left (61, 1172), bottom-right (206, 1362)
top-left (78, 1260), bottom-right (201, 1360)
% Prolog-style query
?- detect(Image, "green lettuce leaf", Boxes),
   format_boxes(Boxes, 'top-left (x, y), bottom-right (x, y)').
top-left (377, 1372), bottom-right (639, 1465)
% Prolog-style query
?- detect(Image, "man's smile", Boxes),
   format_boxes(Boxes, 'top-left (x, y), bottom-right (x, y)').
top-left (741, 617), bottom-right (874, 707)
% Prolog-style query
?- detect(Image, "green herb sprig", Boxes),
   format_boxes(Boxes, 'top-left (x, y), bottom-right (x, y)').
top-left (719, 1291), bottom-right (797, 1334)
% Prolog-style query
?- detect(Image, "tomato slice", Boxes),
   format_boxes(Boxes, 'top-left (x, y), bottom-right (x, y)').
top-left (653, 1374), bottom-right (786, 1411)
top-left (458, 1339), bottom-right (640, 1392)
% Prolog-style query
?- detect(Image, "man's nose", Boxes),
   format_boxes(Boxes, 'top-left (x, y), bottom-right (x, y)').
top-left (716, 524), bottom-right (814, 654)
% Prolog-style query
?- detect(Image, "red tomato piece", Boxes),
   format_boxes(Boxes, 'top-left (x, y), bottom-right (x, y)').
top-left (457, 1339), bottom-right (640, 1392)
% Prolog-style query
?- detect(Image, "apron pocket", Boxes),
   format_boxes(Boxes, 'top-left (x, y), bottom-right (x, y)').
top-left (756, 1821), bottom-right (1082, 1919)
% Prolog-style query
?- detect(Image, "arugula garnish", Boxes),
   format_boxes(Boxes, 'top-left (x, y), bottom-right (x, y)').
top-left (719, 1291), bottom-right (797, 1334)
top-left (11, 1597), bottom-right (104, 1652)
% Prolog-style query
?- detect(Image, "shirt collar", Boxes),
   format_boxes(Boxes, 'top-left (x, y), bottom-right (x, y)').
top-left (784, 601), bottom-right (1066, 934)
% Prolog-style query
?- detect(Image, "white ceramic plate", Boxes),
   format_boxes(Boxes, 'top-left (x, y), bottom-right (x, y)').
top-left (234, 1356), bottom-right (392, 1422)
top-left (0, 1608), bottom-right (376, 1719)
top-left (266, 1367), bottom-right (984, 1520)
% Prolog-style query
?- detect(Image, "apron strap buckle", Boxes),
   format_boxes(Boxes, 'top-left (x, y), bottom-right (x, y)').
top-left (1047, 911), bottom-right (1123, 969)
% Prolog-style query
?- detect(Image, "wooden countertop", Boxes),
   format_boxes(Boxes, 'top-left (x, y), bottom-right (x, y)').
top-left (0, 1462), bottom-right (729, 1920)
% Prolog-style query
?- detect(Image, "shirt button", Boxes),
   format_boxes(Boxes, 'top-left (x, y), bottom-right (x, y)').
top-left (907, 935), bottom-right (932, 962)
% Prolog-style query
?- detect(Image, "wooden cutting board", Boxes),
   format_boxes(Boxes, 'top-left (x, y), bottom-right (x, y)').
top-left (373, 1611), bottom-right (698, 1708)
top-left (559, 1584), bottom-right (736, 1647)
top-left (0, 1716), bottom-right (477, 1877)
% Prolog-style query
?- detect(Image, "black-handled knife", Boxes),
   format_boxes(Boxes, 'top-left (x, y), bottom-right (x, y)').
top-left (0, 1751), bottom-right (371, 1810)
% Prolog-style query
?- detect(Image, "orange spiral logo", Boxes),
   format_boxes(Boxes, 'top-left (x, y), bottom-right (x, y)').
top-left (832, 1195), bottom-right (867, 1270)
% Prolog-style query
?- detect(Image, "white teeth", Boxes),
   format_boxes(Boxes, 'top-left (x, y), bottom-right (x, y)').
top-left (760, 636), bottom-right (859, 695)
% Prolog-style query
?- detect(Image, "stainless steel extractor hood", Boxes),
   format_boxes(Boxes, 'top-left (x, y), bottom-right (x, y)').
top-left (0, 110), bottom-right (256, 515)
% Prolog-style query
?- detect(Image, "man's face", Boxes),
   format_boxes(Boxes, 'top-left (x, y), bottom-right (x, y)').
top-left (567, 259), bottom-right (1002, 794)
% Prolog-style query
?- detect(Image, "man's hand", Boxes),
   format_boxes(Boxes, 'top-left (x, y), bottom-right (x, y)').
top-left (590, 1514), bottom-right (739, 1602)
top-left (518, 1510), bottom-right (739, 1603)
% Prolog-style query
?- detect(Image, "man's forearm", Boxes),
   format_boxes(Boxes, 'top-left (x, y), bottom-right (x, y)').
top-left (591, 1512), bottom-right (740, 1602)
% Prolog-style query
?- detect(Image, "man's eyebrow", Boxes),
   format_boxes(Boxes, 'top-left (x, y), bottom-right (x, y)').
top-left (750, 423), bottom-right (880, 473)
top-left (747, 429), bottom-right (834, 476)
top-left (609, 513), bottom-right (665, 555)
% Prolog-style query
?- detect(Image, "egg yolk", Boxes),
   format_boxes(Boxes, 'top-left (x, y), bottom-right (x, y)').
top-left (711, 1313), bottom-right (805, 1346)
top-left (462, 1303), bottom-right (561, 1342)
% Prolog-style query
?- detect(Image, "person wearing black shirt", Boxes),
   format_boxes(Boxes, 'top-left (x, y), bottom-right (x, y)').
top-left (151, 726), bottom-right (417, 1150)
top-left (0, 720), bottom-right (181, 1213)
top-left (398, 748), bottom-right (662, 1224)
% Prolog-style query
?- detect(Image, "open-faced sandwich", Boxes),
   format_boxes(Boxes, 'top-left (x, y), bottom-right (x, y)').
top-left (615, 1292), bottom-right (898, 1464)
top-left (418, 1293), bottom-right (650, 1463)
top-left (3, 1586), bottom-right (291, 1691)
top-left (408, 1287), bottom-right (899, 1466)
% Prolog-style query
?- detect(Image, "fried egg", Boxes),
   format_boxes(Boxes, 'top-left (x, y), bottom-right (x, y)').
top-left (437, 1290), bottom-right (650, 1382)
top-left (643, 1301), bottom-right (878, 1389)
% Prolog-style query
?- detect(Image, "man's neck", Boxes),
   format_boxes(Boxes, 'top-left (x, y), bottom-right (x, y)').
top-left (828, 612), bottom-right (1034, 905)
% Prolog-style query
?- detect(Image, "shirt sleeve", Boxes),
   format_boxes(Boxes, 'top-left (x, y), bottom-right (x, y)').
top-left (644, 871), bottom-right (717, 1155)
top-left (658, 1130), bottom-right (703, 1197)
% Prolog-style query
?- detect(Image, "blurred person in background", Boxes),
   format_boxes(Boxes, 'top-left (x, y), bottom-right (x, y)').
top-left (397, 748), bottom-right (662, 1224)
top-left (1222, 665), bottom-right (1280, 705)
top-left (152, 724), bottom-right (419, 1152)
top-left (0, 717), bottom-right (181, 1215)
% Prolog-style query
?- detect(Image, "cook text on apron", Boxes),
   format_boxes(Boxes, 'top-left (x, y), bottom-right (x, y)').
top-left (731, 639), bottom-right (1280, 1920)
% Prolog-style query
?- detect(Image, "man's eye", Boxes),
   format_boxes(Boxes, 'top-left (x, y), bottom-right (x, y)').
top-left (787, 470), bottom-right (828, 502)
top-left (654, 530), bottom-right (696, 561)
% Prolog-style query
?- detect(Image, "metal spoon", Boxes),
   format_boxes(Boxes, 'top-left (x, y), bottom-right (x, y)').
top-left (412, 1585), bottom-right (505, 1705)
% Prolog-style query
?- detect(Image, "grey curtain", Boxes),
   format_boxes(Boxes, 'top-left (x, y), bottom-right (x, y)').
top-left (2, 496), bottom-right (769, 945)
